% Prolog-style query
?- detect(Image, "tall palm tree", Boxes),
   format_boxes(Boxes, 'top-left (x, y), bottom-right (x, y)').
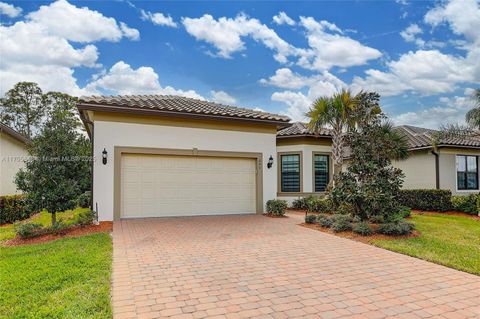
top-left (306, 90), bottom-right (358, 182)
top-left (466, 88), bottom-right (480, 129)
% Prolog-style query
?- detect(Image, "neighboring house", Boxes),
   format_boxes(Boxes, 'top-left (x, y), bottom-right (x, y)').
top-left (0, 123), bottom-right (30, 196)
top-left (77, 95), bottom-right (480, 221)
top-left (394, 125), bottom-right (480, 195)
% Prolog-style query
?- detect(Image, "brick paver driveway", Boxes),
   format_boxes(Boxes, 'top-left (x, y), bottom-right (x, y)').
top-left (112, 213), bottom-right (479, 319)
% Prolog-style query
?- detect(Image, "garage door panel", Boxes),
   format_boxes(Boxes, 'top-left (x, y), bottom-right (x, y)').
top-left (121, 154), bottom-right (256, 218)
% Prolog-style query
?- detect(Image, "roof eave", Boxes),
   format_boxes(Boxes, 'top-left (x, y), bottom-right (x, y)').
top-left (276, 134), bottom-right (332, 139)
top-left (77, 103), bottom-right (291, 128)
top-left (0, 124), bottom-right (31, 145)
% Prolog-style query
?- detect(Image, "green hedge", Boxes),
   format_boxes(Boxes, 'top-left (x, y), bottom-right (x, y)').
top-left (0, 195), bottom-right (32, 224)
top-left (398, 189), bottom-right (452, 212)
top-left (451, 194), bottom-right (479, 215)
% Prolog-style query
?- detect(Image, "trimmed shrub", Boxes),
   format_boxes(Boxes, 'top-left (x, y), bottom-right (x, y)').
top-left (398, 206), bottom-right (412, 218)
top-left (266, 199), bottom-right (288, 216)
top-left (317, 214), bottom-right (333, 228)
top-left (369, 215), bottom-right (384, 224)
top-left (377, 221), bottom-right (415, 236)
top-left (15, 222), bottom-right (43, 239)
top-left (398, 189), bottom-right (452, 212)
top-left (451, 194), bottom-right (478, 215)
top-left (352, 222), bottom-right (373, 236)
top-left (76, 191), bottom-right (91, 208)
top-left (307, 197), bottom-right (332, 213)
top-left (75, 210), bottom-right (96, 227)
top-left (335, 203), bottom-right (354, 215)
top-left (49, 220), bottom-right (68, 235)
top-left (331, 215), bottom-right (353, 232)
top-left (292, 195), bottom-right (315, 210)
top-left (305, 214), bottom-right (317, 224)
top-left (0, 195), bottom-right (31, 224)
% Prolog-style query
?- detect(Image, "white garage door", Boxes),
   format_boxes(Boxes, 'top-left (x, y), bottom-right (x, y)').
top-left (120, 154), bottom-right (256, 218)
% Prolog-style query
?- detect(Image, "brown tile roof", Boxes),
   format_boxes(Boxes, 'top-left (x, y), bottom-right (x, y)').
top-left (395, 125), bottom-right (480, 149)
top-left (277, 122), bottom-right (332, 138)
top-left (78, 95), bottom-right (290, 125)
top-left (0, 122), bottom-right (30, 144)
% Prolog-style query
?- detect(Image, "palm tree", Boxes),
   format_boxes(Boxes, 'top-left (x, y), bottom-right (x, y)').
top-left (466, 88), bottom-right (480, 129)
top-left (306, 89), bottom-right (358, 182)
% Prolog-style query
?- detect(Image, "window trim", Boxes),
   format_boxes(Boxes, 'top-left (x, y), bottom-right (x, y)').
top-left (312, 152), bottom-right (332, 193)
top-left (277, 151), bottom-right (303, 194)
top-left (456, 154), bottom-right (479, 191)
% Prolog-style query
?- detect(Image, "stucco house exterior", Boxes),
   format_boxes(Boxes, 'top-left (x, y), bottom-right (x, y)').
top-left (78, 95), bottom-right (480, 221)
top-left (0, 123), bottom-right (30, 196)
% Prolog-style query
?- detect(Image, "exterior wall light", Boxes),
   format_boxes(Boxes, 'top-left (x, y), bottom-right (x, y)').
top-left (102, 148), bottom-right (108, 165)
top-left (267, 155), bottom-right (274, 169)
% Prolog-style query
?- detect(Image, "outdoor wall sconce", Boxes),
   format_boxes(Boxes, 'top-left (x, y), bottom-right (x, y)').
top-left (102, 148), bottom-right (108, 165)
top-left (267, 155), bottom-right (274, 169)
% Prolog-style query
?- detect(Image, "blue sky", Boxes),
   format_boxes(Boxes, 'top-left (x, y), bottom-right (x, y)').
top-left (0, 0), bottom-right (479, 128)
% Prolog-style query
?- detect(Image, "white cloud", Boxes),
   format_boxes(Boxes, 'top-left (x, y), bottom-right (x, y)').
top-left (141, 10), bottom-right (177, 28)
top-left (210, 90), bottom-right (236, 104)
top-left (270, 70), bottom-right (346, 121)
top-left (182, 13), bottom-right (297, 62)
top-left (352, 50), bottom-right (474, 96)
top-left (0, 1), bottom-right (22, 17)
top-left (26, 0), bottom-right (139, 42)
top-left (86, 61), bottom-right (204, 99)
top-left (0, 0), bottom-right (140, 96)
top-left (391, 93), bottom-right (475, 129)
top-left (400, 24), bottom-right (425, 47)
top-left (120, 22), bottom-right (140, 41)
top-left (353, 0), bottom-right (480, 98)
top-left (272, 12), bottom-right (295, 26)
top-left (297, 16), bottom-right (382, 71)
top-left (424, 0), bottom-right (480, 44)
top-left (260, 68), bottom-right (314, 89)
top-left (272, 91), bottom-right (311, 121)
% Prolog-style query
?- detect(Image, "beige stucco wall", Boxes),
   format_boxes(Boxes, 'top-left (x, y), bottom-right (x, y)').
top-left (438, 148), bottom-right (480, 195)
top-left (0, 133), bottom-right (28, 195)
top-left (92, 117), bottom-right (279, 221)
top-left (276, 143), bottom-right (332, 205)
top-left (392, 150), bottom-right (437, 190)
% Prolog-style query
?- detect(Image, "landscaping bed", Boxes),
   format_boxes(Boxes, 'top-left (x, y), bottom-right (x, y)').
top-left (301, 220), bottom-right (419, 243)
top-left (3, 221), bottom-right (112, 246)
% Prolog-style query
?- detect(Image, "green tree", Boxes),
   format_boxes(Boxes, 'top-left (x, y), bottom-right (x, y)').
top-left (306, 90), bottom-right (382, 184)
top-left (332, 120), bottom-right (409, 221)
top-left (0, 82), bottom-right (47, 139)
top-left (465, 88), bottom-right (480, 129)
top-left (15, 95), bottom-right (91, 225)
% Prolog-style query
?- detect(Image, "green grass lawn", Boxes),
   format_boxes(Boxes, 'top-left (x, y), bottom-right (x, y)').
top-left (0, 233), bottom-right (112, 318)
top-left (0, 207), bottom-right (89, 241)
top-left (373, 213), bottom-right (480, 275)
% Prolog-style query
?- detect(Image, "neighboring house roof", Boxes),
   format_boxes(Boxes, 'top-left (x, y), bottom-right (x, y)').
top-left (78, 95), bottom-right (291, 125)
top-left (395, 125), bottom-right (480, 150)
top-left (0, 122), bottom-right (30, 144)
top-left (276, 122), bottom-right (332, 138)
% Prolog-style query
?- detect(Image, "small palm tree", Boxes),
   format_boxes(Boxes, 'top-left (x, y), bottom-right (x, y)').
top-left (306, 89), bottom-right (357, 183)
top-left (466, 88), bottom-right (480, 129)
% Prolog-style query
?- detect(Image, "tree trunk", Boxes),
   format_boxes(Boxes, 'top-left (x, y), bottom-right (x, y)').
top-left (51, 212), bottom-right (56, 225)
top-left (331, 127), bottom-right (344, 187)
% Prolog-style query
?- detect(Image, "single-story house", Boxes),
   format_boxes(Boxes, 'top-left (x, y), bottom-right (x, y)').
top-left (0, 123), bottom-right (30, 196)
top-left (77, 95), bottom-right (480, 221)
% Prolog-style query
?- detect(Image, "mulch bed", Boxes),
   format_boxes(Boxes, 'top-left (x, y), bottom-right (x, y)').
top-left (300, 223), bottom-right (420, 243)
top-left (2, 222), bottom-right (113, 247)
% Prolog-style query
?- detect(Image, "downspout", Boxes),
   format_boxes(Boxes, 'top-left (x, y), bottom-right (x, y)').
top-left (431, 149), bottom-right (440, 189)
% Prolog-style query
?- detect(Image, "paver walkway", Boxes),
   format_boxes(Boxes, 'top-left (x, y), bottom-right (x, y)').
top-left (112, 213), bottom-right (479, 319)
